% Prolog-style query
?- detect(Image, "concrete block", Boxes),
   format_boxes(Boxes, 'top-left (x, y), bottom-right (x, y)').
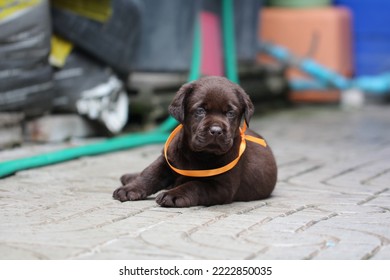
top-left (24, 114), bottom-right (97, 142)
top-left (0, 113), bottom-right (24, 149)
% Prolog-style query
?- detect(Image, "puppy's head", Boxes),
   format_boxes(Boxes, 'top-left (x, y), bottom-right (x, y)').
top-left (169, 76), bottom-right (254, 155)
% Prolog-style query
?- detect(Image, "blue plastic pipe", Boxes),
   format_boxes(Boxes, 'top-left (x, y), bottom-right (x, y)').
top-left (261, 42), bottom-right (390, 95)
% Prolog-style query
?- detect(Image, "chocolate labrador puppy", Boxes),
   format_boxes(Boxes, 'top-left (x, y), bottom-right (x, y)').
top-left (113, 76), bottom-right (277, 207)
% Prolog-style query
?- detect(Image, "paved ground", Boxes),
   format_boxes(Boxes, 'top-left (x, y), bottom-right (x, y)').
top-left (1, 104), bottom-right (390, 260)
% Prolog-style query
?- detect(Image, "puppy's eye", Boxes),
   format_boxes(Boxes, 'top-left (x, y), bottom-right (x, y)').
top-left (195, 107), bottom-right (206, 117)
top-left (226, 110), bottom-right (236, 118)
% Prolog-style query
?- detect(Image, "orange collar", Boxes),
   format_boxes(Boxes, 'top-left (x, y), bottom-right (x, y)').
top-left (164, 123), bottom-right (267, 177)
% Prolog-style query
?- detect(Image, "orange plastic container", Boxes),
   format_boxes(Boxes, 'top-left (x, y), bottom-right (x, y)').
top-left (258, 7), bottom-right (353, 102)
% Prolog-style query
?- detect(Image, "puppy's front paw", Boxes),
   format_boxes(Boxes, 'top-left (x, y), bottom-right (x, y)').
top-left (155, 189), bottom-right (197, 207)
top-left (113, 185), bottom-right (147, 202)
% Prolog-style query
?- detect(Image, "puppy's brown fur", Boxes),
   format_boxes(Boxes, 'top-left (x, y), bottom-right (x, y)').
top-left (113, 76), bottom-right (277, 207)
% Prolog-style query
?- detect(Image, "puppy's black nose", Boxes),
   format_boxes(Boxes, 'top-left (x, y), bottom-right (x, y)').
top-left (209, 125), bottom-right (223, 136)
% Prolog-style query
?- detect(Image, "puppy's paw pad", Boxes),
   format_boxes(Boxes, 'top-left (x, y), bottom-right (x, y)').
top-left (156, 191), bottom-right (192, 207)
top-left (113, 186), bottom-right (146, 202)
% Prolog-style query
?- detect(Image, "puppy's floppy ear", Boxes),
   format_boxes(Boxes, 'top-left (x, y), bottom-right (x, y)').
top-left (236, 86), bottom-right (254, 125)
top-left (168, 81), bottom-right (194, 123)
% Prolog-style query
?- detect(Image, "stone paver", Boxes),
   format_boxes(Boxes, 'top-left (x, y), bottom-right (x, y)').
top-left (0, 104), bottom-right (389, 259)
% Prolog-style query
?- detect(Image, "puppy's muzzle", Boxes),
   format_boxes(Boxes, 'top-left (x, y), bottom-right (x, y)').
top-left (192, 124), bottom-right (232, 154)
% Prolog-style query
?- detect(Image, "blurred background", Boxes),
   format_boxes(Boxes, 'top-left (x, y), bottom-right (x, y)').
top-left (1, 0), bottom-right (389, 149)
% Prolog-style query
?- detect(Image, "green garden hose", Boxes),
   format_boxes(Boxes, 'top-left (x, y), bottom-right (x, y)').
top-left (222, 0), bottom-right (239, 84)
top-left (0, 0), bottom-right (238, 178)
top-left (0, 131), bottom-right (170, 178)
